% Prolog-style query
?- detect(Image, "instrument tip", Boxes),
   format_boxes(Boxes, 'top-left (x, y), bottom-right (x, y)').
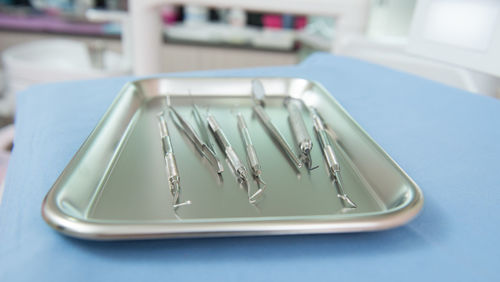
top-left (338, 194), bottom-right (357, 209)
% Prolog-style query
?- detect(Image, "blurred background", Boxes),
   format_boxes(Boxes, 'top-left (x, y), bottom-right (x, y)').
top-left (0, 0), bottom-right (498, 188)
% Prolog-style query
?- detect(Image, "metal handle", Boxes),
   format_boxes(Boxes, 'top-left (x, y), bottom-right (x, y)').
top-left (237, 113), bottom-right (261, 175)
top-left (253, 105), bottom-right (271, 122)
top-left (157, 113), bottom-right (191, 208)
top-left (322, 145), bottom-right (340, 173)
top-left (158, 115), bottom-right (175, 156)
top-left (225, 147), bottom-right (245, 178)
top-left (246, 145), bottom-right (261, 175)
top-left (287, 100), bottom-right (312, 154)
top-left (310, 107), bottom-right (356, 208)
top-left (207, 114), bottom-right (231, 149)
top-left (315, 125), bottom-right (339, 173)
top-left (237, 114), bottom-right (252, 146)
top-left (164, 152), bottom-right (179, 186)
top-left (207, 114), bottom-right (248, 182)
top-left (313, 114), bottom-right (338, 171)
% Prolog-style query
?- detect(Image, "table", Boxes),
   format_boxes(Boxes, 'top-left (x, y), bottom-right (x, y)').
top-left (1, 53), bottom-right (499, 281)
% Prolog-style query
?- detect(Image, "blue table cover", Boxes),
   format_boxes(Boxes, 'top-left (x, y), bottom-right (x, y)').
top-left (1, 53), bottom-right (499, 281)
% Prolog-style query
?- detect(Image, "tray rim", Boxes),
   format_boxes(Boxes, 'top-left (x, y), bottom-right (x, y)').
top-left (41, 76), bottom-right (424, 240)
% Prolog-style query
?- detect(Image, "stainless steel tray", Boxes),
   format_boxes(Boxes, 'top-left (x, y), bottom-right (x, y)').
top-left (42, 77), bottom-right (423, 240)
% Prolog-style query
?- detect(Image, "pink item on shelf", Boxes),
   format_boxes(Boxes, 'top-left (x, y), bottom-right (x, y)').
top-left (294, 16), bottom-right (307, 30)
top-left (161, 6), bottom-right (178, 25)
top-left (262, 14), bottom-right (282, 29)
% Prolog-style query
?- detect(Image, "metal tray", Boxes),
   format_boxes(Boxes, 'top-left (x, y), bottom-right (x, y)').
top-left (42, 77), bottom-right (423, 240)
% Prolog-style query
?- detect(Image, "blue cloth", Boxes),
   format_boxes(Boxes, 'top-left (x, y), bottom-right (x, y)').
top-left (1, 53), bottom-right (499, 281)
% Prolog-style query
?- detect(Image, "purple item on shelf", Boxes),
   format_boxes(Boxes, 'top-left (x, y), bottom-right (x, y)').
top-left (0, 13), bottom-right (104, 35)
